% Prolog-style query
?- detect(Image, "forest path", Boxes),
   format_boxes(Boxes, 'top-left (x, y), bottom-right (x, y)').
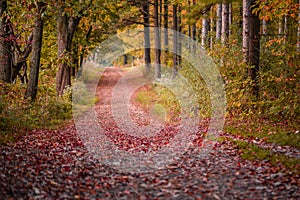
top-left (0, 67), bottom-right (299, 199)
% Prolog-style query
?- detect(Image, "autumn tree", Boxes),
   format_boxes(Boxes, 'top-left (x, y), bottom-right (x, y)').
top-left (0, 0), bottom-right (11, 83)
top-left (25, 2), bottom-right (46, 101)
top-left (154, 0), bottom-right (161, 79)
top-left (243, 0), bottom-right (260, 96)
top-left (143, 0), bottom-right (151, 73)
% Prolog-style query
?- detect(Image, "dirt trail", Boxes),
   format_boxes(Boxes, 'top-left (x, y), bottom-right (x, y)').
top-left (0, 67), bottom-right (299, 199)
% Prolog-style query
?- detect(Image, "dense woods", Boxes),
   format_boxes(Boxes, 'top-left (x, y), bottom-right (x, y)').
top-left (0, 0), bottom-right (299, 199)
top-left (0, 0), bottom-right (298, 135)
top-left (0, 0), bottom-right (299, 147)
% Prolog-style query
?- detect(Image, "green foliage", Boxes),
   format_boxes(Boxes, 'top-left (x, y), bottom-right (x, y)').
top-left (0, 82), bottom-right (72, 144)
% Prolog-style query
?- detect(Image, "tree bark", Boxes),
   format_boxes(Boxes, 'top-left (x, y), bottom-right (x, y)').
top-left (172, 4), bottom-right (178, 78)
top-left (154, 0), bottom-right (161, 79)
top-left (248, 0), bottom-right (260, 96)
top-left (143, 0), bottom-right (151, 73)
top-left (201, 14), bottom-right (209, 47)
top-left (210, 7), bottom-right (214, 50)
top-left (229, 3), bottom-right (232, 35)
top-left (163, 0), bottom-right (168, 51)
top-left (25, 3), bottom-right (44, 101)
top-left (216, 4), bottom-right (222, 40)
top-left (242, 0), bottom-right (250, 63)
top-left (298, 0), bottom-right (300, 52)
top-left (56, 0), bottom-right (70, 96)
top-left (192, 0), bottom-right (196, 46)
top-left (178, 5), bottom-right (182, 65)
top-left (0, 1), bottom-right (11, 83)
top-left (221, 2), bottom-right (229, 44)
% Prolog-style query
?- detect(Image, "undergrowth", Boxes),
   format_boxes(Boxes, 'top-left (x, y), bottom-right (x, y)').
top-left (0, 82), bottom-right (72, 145)
top-left (228, 139), bottom-right (300, 175)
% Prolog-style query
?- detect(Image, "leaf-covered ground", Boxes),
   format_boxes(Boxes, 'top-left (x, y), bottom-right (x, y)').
top-left (1, 67), bottom-right (299, 199)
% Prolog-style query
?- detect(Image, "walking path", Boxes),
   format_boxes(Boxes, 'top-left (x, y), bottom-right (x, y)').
top-left (0, 67), bottom-right (299, 199)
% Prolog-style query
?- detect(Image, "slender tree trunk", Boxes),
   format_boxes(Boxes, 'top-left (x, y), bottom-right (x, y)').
top-left (173, 4), bottom-right (178, 78)
top-left (188, 0), bottom-right (191, 51)
top-left (298, 0), bottom-right (300, 51)
top-left (216, 4), bottom-right (222, 40)
top-left (25, 3), bottom-right (44, 101)
top-left (284, 14), bottom-right (288, 41)
top-left (178, 5), bottom-right (182, 65)
top-left (124, 54), bottom-right (128, 65)
top-left (143, 1), bottom-right (151, 73)
top-left (242, 0), bottom-right (250, 63)
top-left (163, 0), bottom-right (168, 51)
top-left (221, 2), bottom-right (229, 44)
top-left (0, 1), bottom-right (11, 83)
top-left (192, 0), bottom-right (196, 50)
top-left (248, 0), bottom-right (260, 96)
top-left (210, 6), bottom-right (214, 50)
top-left (67, 17), bottom-right (80, 77)
top-left (159, 0), bottom-right (163, 28)
top-left (78, 26), bottom-right (92, 77)
top-left (278, 19), bottom-right (283, 35)
top-left (229, 3), bottom-right (232, 35)
top-left (154, 0), bottom-right (161, 79)
top-left (201, 14), bottom-right (209, 47)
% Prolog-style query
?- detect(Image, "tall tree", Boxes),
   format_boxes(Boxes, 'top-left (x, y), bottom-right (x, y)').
top-left (178, 4), bottom-right (182, 65)
top-left (56, 0), bottom-right (69, 96)
top-left (154, 0), bottom-right (161, 79)
top-left (56, 0), bottom-right (91, 95)
top-left (216, 4), bottom-right (222, 40)
top-left (210, 6), bottom-right (214, 50)
top-left (0, 1), bottom-right (11, 83)
top-left (192, 0), bottom-right (197, 50)
top-left (298, 0), bottom-right (300, 52)
top-left (201, 13), bottom-right (209, 47)
top-left (163, 0), bottom-right (168, 51)
top-left (25, 2), bottom-right (46, 101)
top-left (172, 4), bottom-right (178, 78)
top-left (229, 3), bottom-right (232, 35)
top-left (242, 0), bottom-right (250, 63)
top-left (143, 0), bottom-right (151, 73)
top-left (243, 0), bottom-right (260, 96)
top-left (221, 1), bottom-right (229, 44)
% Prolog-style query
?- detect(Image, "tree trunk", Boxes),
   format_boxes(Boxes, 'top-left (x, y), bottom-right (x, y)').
top-left (154, 0), bottom-right (161, 79)
top-left (172, 4), bottom-right (178, 78)
top-left (163, 0), bottom-right (168, 51)
top-left (248, 0), bottom-right (260, 96)
top-left (229, 3), bottom-right (232, 35)
top-left (56, 0), bottom-right (70, 96)
top-left (192, 0), bottom-right (197, 45)
top-left (298, 0), bottom-right (300, 52)
top-left (124, 54), bottom-right (128, 65)
top-left (0, 1), bottom-right (11, 83)
top-left (242, 0), bottom-right (250, 63)
top-left (178, 5), bottom-right (182, 65)
top-left (210, 7), bottom-right (214, 50)
top-left (67, 17), bottom-right (80, 77)
top-left (221, 2), bottom-right (229, 44)
top-left (159, 0), bottom-right (162, 28)
top-left (25, 4), bottom-right (44, 101)
top-left (216, 4), bottom-right (222, 40)
top-left (188, 0), bottom-right (191, 51)
top-left (201, 14), bottom-right (209, 47)
top-left (143, 0), bottom-right (151, 73)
